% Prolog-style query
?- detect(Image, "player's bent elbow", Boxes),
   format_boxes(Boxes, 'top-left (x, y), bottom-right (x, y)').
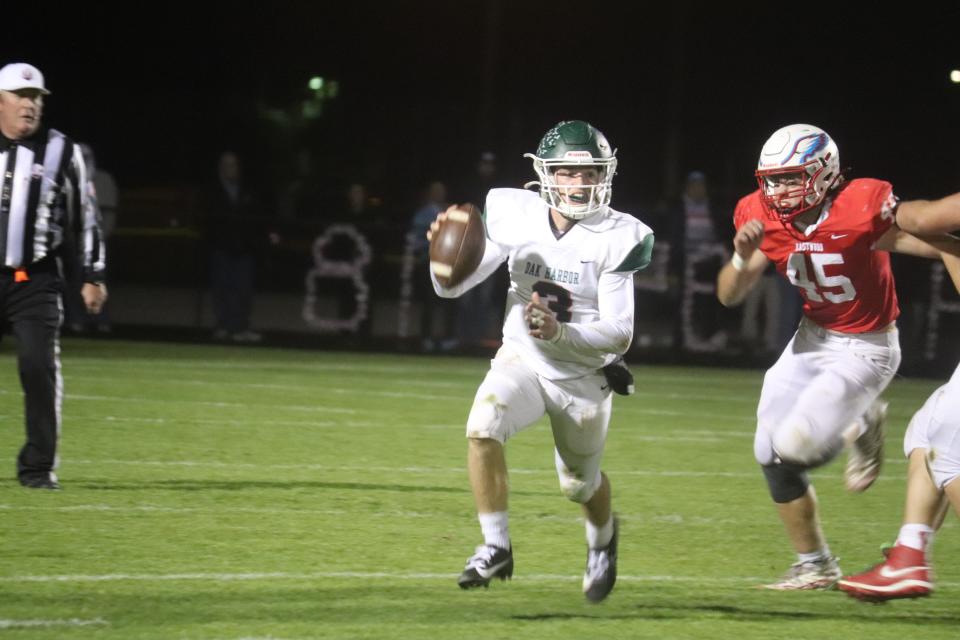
top-left (433, 284), bottom-right (464, 299)
top-left (717, 289), bottom-right (743, 308)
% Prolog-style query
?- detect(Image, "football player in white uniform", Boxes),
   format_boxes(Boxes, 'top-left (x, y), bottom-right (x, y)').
top-left (428, 120), bottom-right (654, 602)
top-left (838, 199), bottom-right (960, 602)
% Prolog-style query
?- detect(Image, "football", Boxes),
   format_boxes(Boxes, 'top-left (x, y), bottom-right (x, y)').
top-left (429, 203), bottom-right (485, 288)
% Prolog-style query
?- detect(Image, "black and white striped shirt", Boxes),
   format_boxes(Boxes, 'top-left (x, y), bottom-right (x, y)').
top-left (0, 127), bottom-right (105, 281)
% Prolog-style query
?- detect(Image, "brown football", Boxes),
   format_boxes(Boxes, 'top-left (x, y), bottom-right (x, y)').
top-left (429, 203), bottom-right (485, 288)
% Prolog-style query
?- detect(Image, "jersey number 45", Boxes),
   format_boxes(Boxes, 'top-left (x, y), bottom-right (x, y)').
top-left (786, 252), bottom-right (856, 303)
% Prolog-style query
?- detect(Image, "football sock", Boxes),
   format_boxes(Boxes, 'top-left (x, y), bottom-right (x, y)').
top-left (896, 523), bottom-right (934, 554)
top-left (478, 511), bottom-right (510, 550)
top-left (586, 515), bottom-right (614, 549)
top-left (797, 547), bottom-right (831, 565)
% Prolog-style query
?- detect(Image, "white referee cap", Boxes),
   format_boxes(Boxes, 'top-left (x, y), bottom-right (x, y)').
top-left (0, 63), bottom-right (51, 95)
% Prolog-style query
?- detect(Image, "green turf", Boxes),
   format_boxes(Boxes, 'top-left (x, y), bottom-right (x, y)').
top-left (0, 340), bottom-right (957, 639)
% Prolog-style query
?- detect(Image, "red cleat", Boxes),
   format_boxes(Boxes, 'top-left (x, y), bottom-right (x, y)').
top-left (837, 544), bottom-right (933, 602)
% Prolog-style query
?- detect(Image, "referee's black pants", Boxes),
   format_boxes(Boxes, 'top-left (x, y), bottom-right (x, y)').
top-left (0, 259), bottom-right (63, 483)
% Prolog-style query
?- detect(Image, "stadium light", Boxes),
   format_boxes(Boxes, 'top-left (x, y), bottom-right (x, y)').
top-left (951, 69), bottom-right (960, 84)
top-left (309, 76), bottom-right (324, 91)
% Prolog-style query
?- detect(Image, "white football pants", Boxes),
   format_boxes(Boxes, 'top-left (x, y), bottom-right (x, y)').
top-left (466, 345), bottom-right (612, 503)
top-left (754, 318), bottom-right (901, 467)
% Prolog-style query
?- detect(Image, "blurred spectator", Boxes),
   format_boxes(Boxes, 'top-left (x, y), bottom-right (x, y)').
top-left (83, 143), bottom-right (116, 331)
top-left (277, 148), bottom-right (325, 221)
top-left (409, 180), bottom-right (459, 350)
top-left (456, 151), bottom-right (505, 350)
top-left (201, 151), bottom-right (265, 343)
top-left (892, 253), bottom-right (933, 373)
top-left (738, 264), bottom-right (781, 358)
top-left (677, 170), bottom-right (717, 249)
top-left (64, 142), bottom-right (118, 333)
top-left (670, 170), bottom-right (728, 350)
top-left (342, 181), bottom-right (388, 227)
top-left (346, 182), bottom-right (368, 215)
top-left (774, 274), bottom-right (804, 352)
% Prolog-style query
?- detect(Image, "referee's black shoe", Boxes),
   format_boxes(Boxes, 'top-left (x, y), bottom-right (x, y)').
top-left (20, 473), bottom-right (61, 490)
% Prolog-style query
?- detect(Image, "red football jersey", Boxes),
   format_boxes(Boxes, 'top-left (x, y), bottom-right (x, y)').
top-left (733, 178), bottom-right (899, 333)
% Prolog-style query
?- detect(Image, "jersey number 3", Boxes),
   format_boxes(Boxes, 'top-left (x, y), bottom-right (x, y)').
top-left (786, 252), bottom-right (856, 303)
top-left (532, 281), bottom-right (574, 322)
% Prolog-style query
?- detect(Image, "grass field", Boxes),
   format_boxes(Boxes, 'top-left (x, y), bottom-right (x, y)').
top-left (0, 339), bottom-right (957, 639)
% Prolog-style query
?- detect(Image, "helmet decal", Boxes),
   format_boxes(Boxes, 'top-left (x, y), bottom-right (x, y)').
top-left (787, 133), bottom-right (829, 165)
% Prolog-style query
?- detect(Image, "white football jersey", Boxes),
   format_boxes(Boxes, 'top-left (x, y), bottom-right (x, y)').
top-left (438, 188), bottom-right (654, 380)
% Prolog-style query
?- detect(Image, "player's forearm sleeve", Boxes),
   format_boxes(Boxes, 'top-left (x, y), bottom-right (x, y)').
top-left (557, 272), bottom-right (635, 356)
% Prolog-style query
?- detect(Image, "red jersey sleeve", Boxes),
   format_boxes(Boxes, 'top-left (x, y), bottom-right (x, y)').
top-left (862, 179), bottom-right (898, 242)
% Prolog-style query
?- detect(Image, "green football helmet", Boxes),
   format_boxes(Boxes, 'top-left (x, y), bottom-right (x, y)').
top-left (524, 120), bottom-right (617, 220)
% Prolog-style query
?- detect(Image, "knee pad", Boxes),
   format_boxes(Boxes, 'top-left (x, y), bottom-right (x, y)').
top-left (772, 419), bottom-right (840, 468)
top-left (465, 393), bottom-right (508, 443)
top-left (558, 470), bottom-right (600, 504)
top-left (762, 462), bottom-right (810, 504)
top-left (771, 418), bottom-right (818, 465)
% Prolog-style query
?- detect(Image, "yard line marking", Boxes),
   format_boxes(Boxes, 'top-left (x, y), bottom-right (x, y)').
top-left (2, 571), bottom-right (957, 588)
top-left (89, 417), bottom-right (751, 440)
top-left (76, 376), bottom-right (476, 392)
top-left (58, 393), bottom-right (358, 414)
top-left (64, 375), bottom-right (762, 405)
top-left (64, 458), bottom-right (753, 476)
top-left (59, 459), bottom-right (906, 481)
top-left (0, 618), bottom-right (108, 629)
top-left (64, 389), bottom-right (452, 404)
top-left (2, 503), bottom-right (943, 532)
top-left (66, 358), bottom-right (758, 385)
top-left (67, 358), bottom-right (486, 376)
top-left (98, 416), bottom-right (378, 429)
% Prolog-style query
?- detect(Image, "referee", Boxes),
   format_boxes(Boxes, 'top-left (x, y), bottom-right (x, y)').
top-left (0, 62), bottom-right (107, 490)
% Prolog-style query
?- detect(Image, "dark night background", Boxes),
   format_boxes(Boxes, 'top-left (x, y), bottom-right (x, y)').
top-left (3, 1), bottom-right (959, 368)
top-left (5, 2), bottom-right (959, 209)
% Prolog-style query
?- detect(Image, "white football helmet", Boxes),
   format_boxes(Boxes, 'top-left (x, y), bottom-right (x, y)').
top-left (755, 124), bottom-right (841, 222)
top-left (524, 120), bottom-right (617, 220)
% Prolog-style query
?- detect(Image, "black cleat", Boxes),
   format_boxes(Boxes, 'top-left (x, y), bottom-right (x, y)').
top-left (458, 545), bottom-right (513, 589)
top-left (601, 358), bottom-right (634, 396)
top-left (583, 516), bottom-right (618, 602)
top-left (20, 473), bottom-right (61, 490)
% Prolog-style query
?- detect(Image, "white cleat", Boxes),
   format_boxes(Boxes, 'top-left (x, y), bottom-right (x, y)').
top-left (845, 400), bottom-right (888, 492)
top-left (764, 555), bottom-right (842, 590)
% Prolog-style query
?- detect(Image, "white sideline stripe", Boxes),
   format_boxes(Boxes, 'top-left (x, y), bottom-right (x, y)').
top-left (0, 618), bottom-right (108, 629)
top-left (3, 571), bottom-right (957, 588)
